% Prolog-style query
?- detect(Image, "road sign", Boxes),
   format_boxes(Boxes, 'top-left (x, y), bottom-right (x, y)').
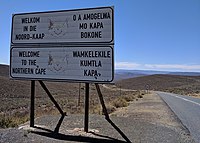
top-left (10, 46), bottom-right (114, 82)
top-left (11, 7), bottom-right (114, 45)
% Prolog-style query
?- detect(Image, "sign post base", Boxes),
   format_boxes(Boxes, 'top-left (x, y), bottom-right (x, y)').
top-left (95, 84), bottom-right (131, 143)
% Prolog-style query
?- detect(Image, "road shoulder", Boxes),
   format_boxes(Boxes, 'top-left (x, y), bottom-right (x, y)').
top-left (110, 92), bottom-right (195, 142)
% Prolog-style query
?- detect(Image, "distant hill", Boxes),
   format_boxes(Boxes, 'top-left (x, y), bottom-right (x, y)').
top-left (115, 69), bottom-right (169, 75)
top-left (168, 72), bottom-right (200, 76)
top-left (116, 74), bottom-right (200, 96)
top-left (114, 71), bottom-right (146, 81)
top-left (114, 69), bottom-right (200, 81)
top-left (0, 64), bottom-right (9, 77)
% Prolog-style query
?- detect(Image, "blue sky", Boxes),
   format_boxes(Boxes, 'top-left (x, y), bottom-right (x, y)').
top-left (1, 0), bottom-right (200, 72)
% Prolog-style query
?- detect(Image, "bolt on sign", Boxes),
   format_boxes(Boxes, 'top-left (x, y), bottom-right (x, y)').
top-left (11, 7), bottom-right (114, 45)
top-left (10, 46), bottom-right (114, 82)
top-left (10, 6), bottom-right (114, 83)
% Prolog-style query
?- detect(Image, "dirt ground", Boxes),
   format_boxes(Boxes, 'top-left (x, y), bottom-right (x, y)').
top-left (111, 93), bottom-right (184, 128)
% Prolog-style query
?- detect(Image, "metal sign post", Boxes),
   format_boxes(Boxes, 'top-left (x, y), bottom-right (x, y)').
top-left (95, 84), bottom-right (131, 142)
top-left (30, 80), bottom-right (35, 127)
top-left (84, 83), bottom-right (89, 132)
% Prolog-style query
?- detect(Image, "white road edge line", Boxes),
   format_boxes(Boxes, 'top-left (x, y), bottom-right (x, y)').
top-left (168, 94), bottom-right (200, 106)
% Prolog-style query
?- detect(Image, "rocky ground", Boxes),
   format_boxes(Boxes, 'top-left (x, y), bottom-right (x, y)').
top-left (0, 92), bottom-right (195, 143)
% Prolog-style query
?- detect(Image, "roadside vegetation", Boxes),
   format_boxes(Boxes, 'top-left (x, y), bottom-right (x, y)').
top-left (0, 83), bottom-right (145, 128)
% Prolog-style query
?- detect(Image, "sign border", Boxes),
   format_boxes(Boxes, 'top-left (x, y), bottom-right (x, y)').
top-left (10, 45), bottom-right (114, 83)
top-left (11, 6), bottom-right (114, 45)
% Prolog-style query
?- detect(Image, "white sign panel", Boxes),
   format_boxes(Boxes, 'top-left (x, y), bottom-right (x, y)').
top-left (10, 46), bottom-right (113, 82)
top-left (11, 7), bottom-right (113, 44)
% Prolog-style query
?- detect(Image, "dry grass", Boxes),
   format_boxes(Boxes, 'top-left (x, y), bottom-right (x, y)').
top-left (0, 113), bottom-right (29, 128)
top-left (111, 97), bottom-right (129, 108)
top-left (0, 81), bottom-right (142, 128)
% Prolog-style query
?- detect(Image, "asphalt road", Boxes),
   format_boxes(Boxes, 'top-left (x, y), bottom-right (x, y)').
top-left (157, 91), bottom-right (200, 143)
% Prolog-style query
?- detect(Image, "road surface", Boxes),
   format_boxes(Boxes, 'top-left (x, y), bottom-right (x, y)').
top-left (157, 91), bottom-right (200, 143)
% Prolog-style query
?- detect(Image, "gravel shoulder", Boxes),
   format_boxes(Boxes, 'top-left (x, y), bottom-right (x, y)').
top-left (0, 93), bottom-right (195, 143)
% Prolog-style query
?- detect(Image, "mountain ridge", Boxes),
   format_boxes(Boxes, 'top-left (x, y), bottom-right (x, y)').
top-left (115, 69), bottom-right (200, 81)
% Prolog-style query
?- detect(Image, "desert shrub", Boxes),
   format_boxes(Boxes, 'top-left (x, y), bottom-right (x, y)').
top-left (105, 104), bottom-right (116, 114)
top-left (90, 104), bottom-right (116, 115)
top-left (137, 94), bottom-right (143, 98)
top-left (0, 111), bottom-right (30, 128)
top-left (0, 116), bottom-right (17, 128)
top-left (111, 97), bottom-right (128, 108)
top-left (90, 105), bottom-right (100, 114)
top-left (123, 95), bottom-right (135, 102)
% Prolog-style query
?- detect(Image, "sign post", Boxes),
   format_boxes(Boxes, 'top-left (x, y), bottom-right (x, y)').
top-left (84, 83), bottom-right (89, 132)
top-left (10, 6), bottom-right (115, 135)
top-left (30, 80), bottom-right (35, 127)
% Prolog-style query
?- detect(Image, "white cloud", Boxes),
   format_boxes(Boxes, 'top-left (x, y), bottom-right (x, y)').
top-left (115, 61), bottom-right (200, 72)
top-left (144, 64), bottom-right (200, 71)
top-left (115, 62), bottom-right (141, 69)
